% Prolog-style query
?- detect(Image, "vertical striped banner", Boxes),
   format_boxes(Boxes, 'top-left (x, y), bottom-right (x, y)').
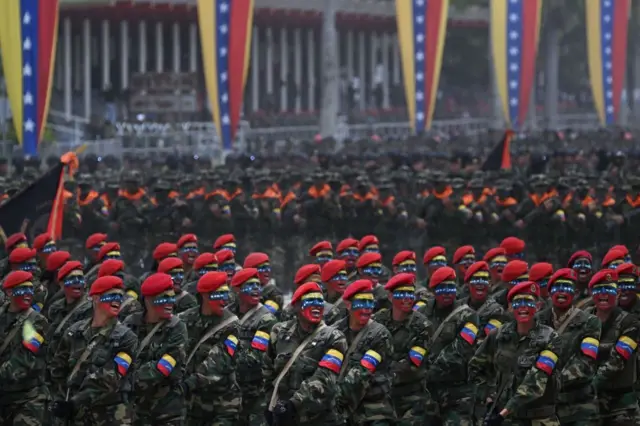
top-left (491, 0), bottom-right (542, 129)
top-left (396, 0), bottom-right (449, 133)
top-left (586, 0), bottom-right (631, 126)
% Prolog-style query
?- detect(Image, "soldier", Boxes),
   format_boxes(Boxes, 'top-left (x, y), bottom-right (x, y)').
top-left (529, 262), bottom-right (553, 308)
top-left (391, 250), bottom-right (418, 278)
top-left (567, 250), bottom-right (594, 306)
top-left (373, 273), bottom-right (434, 425)
top-left (336, 238), bottom-right (360, 278)
top-left (601, 248), bottom-right (625, 270)
top-left (536, 268), bottom-right (601, 425)
top-left (459, 262), bottom-right (502, 342)
top-left (0, 271), bottom-right (49, 425)
top-left (469, 281), bottom-right (562, 426)
top-left (177, 271), bottom-right (241, 426)
top-left (309, 240), bottom-right (334, 266)
top-left (280, 264), bottom-right (322, 322)
top-left (141, 243), bottom-right (180, 282)
top-left (49, 275), bottom-right (138, 425)
top-left (482, 247), bottom-right (508, 289)
top-left (355, 252), bottom-right (389, 312)
top-left (228, 268), bottom-right (278, 425)
top-left (183, 252), bottom-right (218, 294)
top-left (41, 250), bottom-right (72, 309)
top-left (123, 273), bottom-right (188, 426)
top-left (85, 241), bottom-right (122, 284)
top-left (213, 234), bottom-right (238, 255)
top-left (243, 252), bottom-right (284, 316)
top-left (264, 282), bottom-right (348, 426)
top-left (587, 269), bottom-right (640, 425)
top-left (8, 247), bottom-right (46, 312)
top-left (98, 260), bottom-right (144, 320)
top-left (32, 232), bottom-right (57, 271)
top-left (452, 245), bottom-right (476, 285)
top-left (177, 233), bottom-right (199, 278)
top-left (322, 260), bottom-right (350, 325)
top-left (500, 236), bottom-right (526, 261)
top-left (216, 249), bottom-right (240, 309)
top-left (481, 260), bottom-right (530, 324)
top-left (157, 257), bottom-right (197, 314)
top-left (617, 263), bottom-right (640, 316)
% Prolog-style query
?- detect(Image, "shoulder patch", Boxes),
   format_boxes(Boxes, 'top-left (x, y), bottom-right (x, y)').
top-left (225, 335), bottom-right (239, 357)
top-left (22, 331), bottom-right (44, 354)
top-left (483, 319), bottom-right (503, 336)
top-left (264, 300), bottom-right (280, 314)
top-left (114, 352), bottom-right (132, 375)
top-left (409, 346), bottom-right (427, 367)
top-left (413, 301), bottom-right (426, 311)
top-left (157, 354), bottom-right (177, 376)
top-left (251, 330), bottom-right (270, 351)
top-left (616, 336), bottom-right (638, 360)
top-left (360, 349), bottom-right (382, 372)
top-left (580, 337), bottom-right (599, 359)
top-left (535, 350), bottom-right (558, 375)
top-left (126, 290), bottom-right (139, 300)
top-left (460, 322), bottom-right (478, 345)
top-left (319, 349), bottom-right (344, 373)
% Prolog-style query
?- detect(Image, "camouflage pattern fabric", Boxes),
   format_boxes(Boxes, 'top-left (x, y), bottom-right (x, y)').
top-left (324, 298), bottom-right (348, 326)
top-left (174, 290), bottom-right (197, 314)
top-left (260, 283), bottom-right (284, 318)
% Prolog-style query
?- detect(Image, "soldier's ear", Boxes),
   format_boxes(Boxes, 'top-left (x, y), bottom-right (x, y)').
top-left (387, 293), bottom-right (393, 302)
top-left (344, 300), bottom-right (352, 311)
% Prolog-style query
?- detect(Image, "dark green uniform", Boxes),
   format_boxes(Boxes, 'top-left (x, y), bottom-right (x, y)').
top-left (261, 282), bottom-right (285, 318)
top-left (174, 290), bottom-right (197, 314)
top-left (325, 298), bottom-right (348, 326)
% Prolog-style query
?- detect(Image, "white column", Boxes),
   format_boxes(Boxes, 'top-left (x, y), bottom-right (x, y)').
top-left (101, 20), bottom-right (110, 89)
top-left (358, 31), bottom-right (366, 109)
top-left (393, 36), bottom-right (400, 85)
top-left (294, 28), bottom-right (302, 112)
top-left (55, 29), bottom-right (64, 90)
top-left (120, 21), bottom-right (129, 89)
top-left (382, 32), bottom-right (390, 109)
top-left (155, 21), bottom-right (163, 72)
top-left (251, 26), bottom-right (259, 111)
top-left (280, 27), bottom-right (288, 111)
top-left (346, 31), bottom-right (354, 79)
top-left (63, 18), bottom-right (72, 120)
top-left (266, 27), bottom-right (274, 95)
top-left (139, 20), bottom-right (147, 72)
top-left (73, 36), bottom-right (81, 92)
top-left (172, 22), bottom-right (181, 73)
top-left (189, 23), bottom-right (197, 72)
top-left (308, 29), bottom-right (315, 110)
top-left (83, 19), bottom-right (92, 119)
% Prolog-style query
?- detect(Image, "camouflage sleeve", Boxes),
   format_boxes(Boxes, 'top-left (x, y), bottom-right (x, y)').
top-left (560, 315), bottom-right (601, 388)
top-left (0, 313), bottom-right (49, 383)
top-left (428, 308), bottom-right (480, 382)
top-left (504, 330), bottom-right (563, 415)
top-left (72, 328), bottom-right (139, 406)
top-left (593, 315), bottom-right (640, 388)
top-left (417, 318), bottom-right (435, 371)
top-left (49, 323), bottom-right (73, 396)
top-left (134, 320), bottom-right (188, 391)
top-left (181, 294), bottom-right (198, 312)
top-left (468, 327), bottom-right (497, 387)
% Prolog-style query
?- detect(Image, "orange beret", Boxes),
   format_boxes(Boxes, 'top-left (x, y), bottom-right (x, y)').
top-left (141, 273), bottom-right (174, 297)
top-left (9, 247), bottom-right (36, 264)
top-left (392, 250), bottom-right (416, 266)
top-left (602, 249), bottom-right (625, 267)
top-left (321, 259), bottom-right (347, 282)
top-left (500, 237), bottom-right (525, 255)
top-left (507, 281), bottom-right (540, 302)
top-left (529, 262), bottom-right (553, 282)
top-left (464, 261), bottom-right (489, 282)
top-left (548, 268), bottom-right (578, 288)
top-left (231, 268), bottom-right (260, 287)
top-left (215, 249), bottom-right (235, 263)
top-left (243, 252), bottom-right (270, 268)
top-left (501, 260), bottom-right (529, 282)
top-left (158, 257), bottom-right (183, 274)
top-left (153, 243), bottom-right (178, 261)
top-left (33, 233), bottom-right (53, 250)
top-left (89, 276), bottom-right (124, 296)
top-left (616, 263), bottom-right (636, 276)
top-left (309, 240), bottom-right (333, 256)
top-left (423, 246), bottom-right (446, 264)
top-left (98, 242), bottom-right (120, 261)
top-left (358, 235), bottom-right (379, 251)
top-left (611, 244), bottom-right (629, 255)
top-left (429, 266), bottom-right (456, 288)
top-left (213, 234), bottom-right (235, 250)
top-left (384, 273), bottom-right (416, 291)
top-left (197, 271), bottom-right (228, 293)
top-left (343, 279), bottom-right (374, 300)
top-left (58, 261), bottom-right (84, 281)
top-left (483, 247), bottom-right (506, 262)
top-left (5, 233), bottom-right (27, 251)
top-left (453, 245), bottom-right (475, 264)
top-left (291, 282), bottom-right (323, 305)
top-left (357, 252), bottom-right (382, 268)
top-left (194, 253), bottom-right (218, 270)
top-left (177, 233), bottom-right (198, 248)
top-left (85, 233), bottom-right (107, 249)
top-left (336, 238), bottom-right (358, 253)
top-left (3, 271), bottom-right (33, 289)
top-left (589, 269), bottom-right (618, 289)
top-left (46, 250), bottom-right (71, 272)
top-left (567, 250), bottom-right (592, 267)
top-left (294, 264), bottom-right (321, 286)
top-left (98, 259), bottom-right (125, 277)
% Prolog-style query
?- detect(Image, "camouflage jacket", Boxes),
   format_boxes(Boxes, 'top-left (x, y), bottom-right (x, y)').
top-left (469, 320), bottom-right (563, 419)
top-left (0, 305), bottom-right (50, 404)
top-left (460, 296), bottom-right (509, 344)
top-left (325, 297), bottom-right (348, 326)
top-left (264, 320), bottom-right (348, 425)
top-left (49, 317), bottom-right (138, 407)
top-left (45, 298), bottom-right (93, 366)
top-left (177, 307), bottom-right (241, 419)
top-left (118, 293), bottom-right (143, 321)
top-left (261, 282), bottom-right (284, 317)
top-left (174, 289), bottom-right (197, 314)
top-left (333, 317), bottom-right (395, 423)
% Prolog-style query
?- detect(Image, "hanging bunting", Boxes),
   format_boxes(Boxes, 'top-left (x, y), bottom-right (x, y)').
top-left (396, 0), bottom-right (449, 133)
top-left (491, 0), bottom-right (542, 129)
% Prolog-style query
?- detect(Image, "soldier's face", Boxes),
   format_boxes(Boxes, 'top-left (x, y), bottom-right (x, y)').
top-left (348, 294), bottom-right (375, 325)
top-left (239, 279), bottom-right (261, 306)
top-left (537, 276), bottom-right (550, 299)
top-left (456, 255), bottom-right (475, 276)
top-left (256, 263), bottom-right (271, 285)
top-left (468, 272), bottom-right (490, 302)
top-left (550, 280), bottom-right (575, 309)
top-left (509, 295), bottom-right (537, 323)
top-left (395, 260), bottom-right (417, 276)
top-left (298, 292), bottom-right (324, 324)
top-left (207, 287), bottom-right (230, 315)
top-left (150, 290), bottom-right (176, 319)
top-left (591, 284), bottom-right (618, 310)
top-left (96, 290), bottom-right (125, 317)
top-left (179, 244), bottom-right (199, 265)
top-left (62, 270), bottom-right (86, 300)
top-left (338, 248), bottom-right (359, 269)
top-left (359, 263), bottom-right (383, 285)
top-left (9, 283), bottom-right (34, 310)
top-left (427, 256), bottom-right (447, 276)
top-left (169, 268), bottom-right (185, 289)
top-left (434, 282), bottom-right (456, 307)
top-left (617, 277), bottom-right (637, 308)
top-left (489, 256), bottom-right (507, 281)
top-left (571, 258), bottom-right (592, 283)
top-left (315, 251), bottom-right (333, 265)
top-left (390, 287), bottom-right (416, 313)
top-left (326, 270), bottom-right (349, 294)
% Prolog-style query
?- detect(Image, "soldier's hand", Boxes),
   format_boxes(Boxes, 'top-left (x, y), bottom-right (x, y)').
top-left (51, 400), bottom-right (74, 419)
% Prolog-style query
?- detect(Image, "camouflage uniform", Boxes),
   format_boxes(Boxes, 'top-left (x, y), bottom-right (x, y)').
top-left (173, 289), bottom-right (197, 314)
top-left (0, 305), bottom-right (50, 425)
top-left (260, 282), bottom-right (284, 318)
top-left (177, 307), bottom-right (241, 426)
top-left (264, 320), bottom-right (348, 426)
top-left (123, 312), bottom-right (188, 426)
top-left (118, 293), bottom-right (143, 321)
top-left (372, 308), bottom-right (434, 425)
top-left (49, 317), bottom-right (138, 426)
top-left (469, 320), bottom-right (562, 426)
top-left (324, 298), bottom-right (348, 326)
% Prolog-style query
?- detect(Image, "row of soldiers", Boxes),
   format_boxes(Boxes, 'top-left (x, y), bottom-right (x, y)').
top-left (1, 229), bottom-right (640, 425)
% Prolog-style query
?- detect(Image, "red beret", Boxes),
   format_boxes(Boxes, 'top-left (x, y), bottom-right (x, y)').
top-left (548, 268), bottom-right (578, 288)
top-left (98, 242), bottom-right (120, 261)
top-left (98, 259), bottom-right (125, 277)
top-left (336, 238), bottom-right (359, 253)
top-left (58, 261), bottom-right (84, 281)
top-left (384, 273), bottom-right (416, 291)
top-left (141, 273), bottom-right (174, 297)
top-left (611, 244), bottom-right (629, 255)
top-left (46, 250), bottom-right (71, 272)
top-left (464, 261), bottom-right (489, 282)
top-left (453, 245), bottom-right (475, 264)
top-left (5, 233), bottom-right (27, 251)
top-left (423, 246), bottom-right (446, 264)
top-left (507, 281), bottom-right (540, 302)
top-left (3, 271), bottom-right (33, 289)
top-left (213, 234), bottom-right (235, 250)
top-left (231, 268), bottom-right (259, 287)
top-left (243, 252), bottom-right (270, 268)
top-left (194, 253), bottom-right (218, 270)
top-left (356, 252), bottom-right (382, 268)
top-left (529, 262), bottom-right (553, 282)
top-left (215, 249), bottom-right (235, 264)
top-left (343, 279), bottom-right (374, 300)
top-left (9, 247), bottom-right (36, 264)
top-left (309, 240), bottom-right (333, 256)
top-left (567, 250), bottom-right (592, 267)
top-left (294, 264), bottom-right (321, 286)
top-left (158, 257), bottom-right (183, 274)
top-left (501, 260), bottom-right (529, 282)
top-left (291, 282), bottom-right (323, 305)
top-left (358, 235), bottom-right (379, 252)
top-left (153, 243), bottom-right (178, 261)
top-left (89, 276), bottom-right (124, 296)
top-left (392, 250), bottom-right (416, 266)
top-left (589, 269), bottom-right (618, 289)
top-left (33, 233), bottom-right (53, 250)
top-left (85, 233), bottom-right (107, 249)
top-left (483, 247), bottom-right (507, 262)
top-left (500, 237), bottom-right (525, 255)
top-left (429, 266), bottom-right (456, 288)
top-left (197, 271), bottom-right (228, 293)
top-left (602, 249), bottom-right (625, 267)
top-left (616, 263), bottom-right (636, 276)
top-left (177, 233), bottom-right (198, 248)
top-left (321, 259), bottom-right (347, 282)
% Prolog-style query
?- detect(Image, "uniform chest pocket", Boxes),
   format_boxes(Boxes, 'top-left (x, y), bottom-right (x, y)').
top-left (440, 323), bottom-right (456, 341)
top-left (495, 351), bottom-right (515, 373)
top-left (91, 347), bottom-right (112, 366)
top-left (517, 354), bottom-right (537, 369)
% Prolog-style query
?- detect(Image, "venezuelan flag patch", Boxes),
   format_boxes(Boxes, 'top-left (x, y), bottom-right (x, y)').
top-left (483, 319), bottom-right (502, 336)
top-left (264, 300), bottom-right (280, 314)
top-left (460, 323), bottom-right (479, 345)
top-left (251, 330), bottom-right (270, 352)
top-left (126, 290), bottom-right (139, 300)
top-left (535, 350), bottom-right (558, 375)
top-left (319, 349), bottom-right (344, 373)
top-left (360, 350), bottom-right (382, 372)
top-left (23, 331), bottom-right (44, 354)
top-left (114, 352), bottom-right (132, 376)
top-left (157, 354), bottom-right (177, 376)
top-left (32, 302), bottom-right (43, 312)
top-left (413, 301), bottom-right (426, 311)
top-left (409, 346), bottom-right (427, 367)
top-left (580, 338), bottom-right (599, 360)
top-left (615, 336), bottom-right (638, 360)
top-left (225, 335), bottom-right (239, 357)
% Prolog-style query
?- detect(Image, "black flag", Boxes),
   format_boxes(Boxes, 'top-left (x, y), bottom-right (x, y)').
top-left (481, 130), bottom-right (513, 171)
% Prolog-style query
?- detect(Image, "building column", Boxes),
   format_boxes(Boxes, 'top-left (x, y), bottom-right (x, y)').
top-left (382, 32), bottom-right (390, 109)
top-left (155, 21), bottom-right (163, 72)
top-left (63, 17), bottom-right (72, 119)
top-left (358, 31), bottom-right (366, 109)
top-left (308, 29), bottom-right (315, 110)
top-left (293, 28), bottom-right (302, 112)
top-left (73, 35), bottom-right (81, 93)
top-left (251, 26), bottom-right (259, 111)
top-left (189, 22), bottom-right (197, 72)
top-left (139, 20), bottom-right (147, 73)
top-left (266, 27), bottom-right (274, 96)
top-left (120, 21), bottom-right (129, 89)
top-left (101, 20), bottom-right (110, 89)
top-left (172, 22), bottom-right (181, 73)
top-left (347, 30), bottom-right (354, 79)
top-left (83, 19), bottom-right (92, 119)
top-left (280, 27), bottom-right (288, 112)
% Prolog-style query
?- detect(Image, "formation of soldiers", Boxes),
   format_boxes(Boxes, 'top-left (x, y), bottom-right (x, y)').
top-left (1, 228), bottom-right (640, 426)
